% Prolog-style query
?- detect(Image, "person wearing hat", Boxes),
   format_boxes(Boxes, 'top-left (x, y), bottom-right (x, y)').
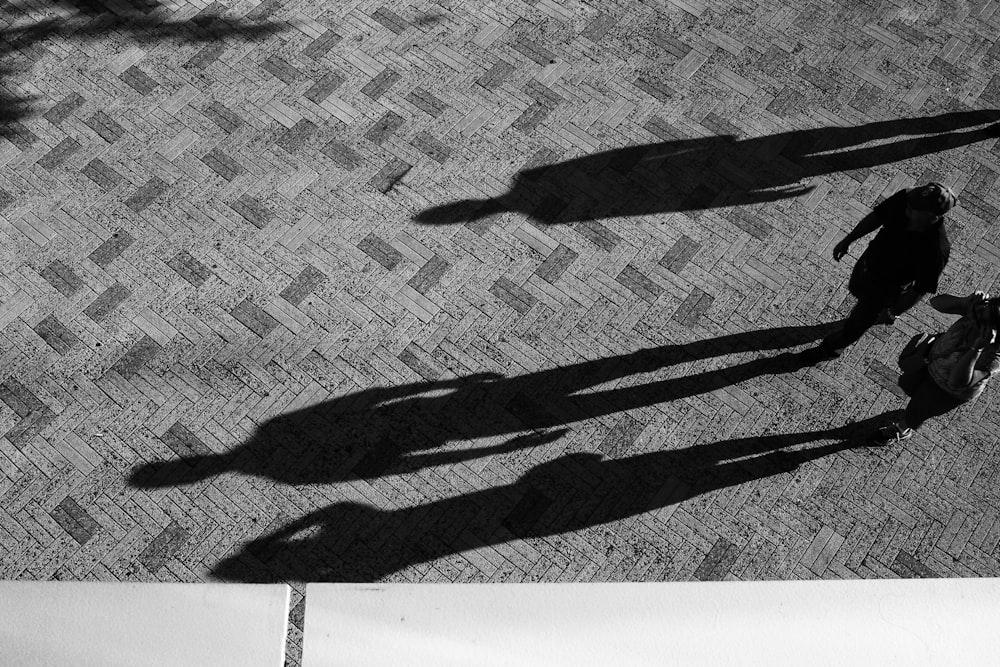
top-left (800, 182), bottom-right (955, 363)
top-left (874, 291), bottom-right (1000, 444)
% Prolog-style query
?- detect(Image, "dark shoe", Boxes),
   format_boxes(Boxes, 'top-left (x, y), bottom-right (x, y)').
top-left (796, 345), bottom-right (839, 365)
top-left (871, 424), bottom-right (914, 446)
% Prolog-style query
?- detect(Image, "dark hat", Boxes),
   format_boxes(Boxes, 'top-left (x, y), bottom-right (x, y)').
top-left (906, 182), bottom-right (957, 216)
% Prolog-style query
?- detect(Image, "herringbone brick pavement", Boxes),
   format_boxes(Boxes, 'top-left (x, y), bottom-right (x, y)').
top-left (4, 0), bottom-right (1000, 660)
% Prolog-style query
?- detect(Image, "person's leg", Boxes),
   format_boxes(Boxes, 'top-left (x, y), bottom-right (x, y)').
top-left (902, 374), bottom-right (965, 430)
top-left (874, 370), bottom-right (965, 443)
top-left (886, 284), bottom-right (923, 319)
top-left (897, 367), bottom-right (924, 397)
top-left (815, 292), bottom-right (885, 356)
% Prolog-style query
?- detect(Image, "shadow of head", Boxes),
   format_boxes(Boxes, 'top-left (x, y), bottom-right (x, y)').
top-left (128, 456), bottom-right (224, 489)
top-left (210, 502), bottom-right (383, 583)
top-left (412, 197), bottom-right (506, 225)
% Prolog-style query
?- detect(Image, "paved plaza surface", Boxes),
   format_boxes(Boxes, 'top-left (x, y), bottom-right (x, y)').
top-left (4, 0), bottom-right (1000, 657)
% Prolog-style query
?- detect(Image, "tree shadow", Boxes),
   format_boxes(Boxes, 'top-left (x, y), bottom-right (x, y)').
top-left (0, 0), bottom-right (286, 134)
top-left (413, 110), bottom-right (1000, 225)
top-left (129, 321), bottom-right (840, 489)
top-left (50, 0), bottom-right (163, 16)
top-left (208, 410), bottom-right (902, 582)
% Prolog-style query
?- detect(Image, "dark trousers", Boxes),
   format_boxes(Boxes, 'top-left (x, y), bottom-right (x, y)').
top-left (819, 294), bottom-right (889, 355)
top-left (899, 366), bottom-right (966, 429)
top-left (820, 260), bottom-right (911, 355)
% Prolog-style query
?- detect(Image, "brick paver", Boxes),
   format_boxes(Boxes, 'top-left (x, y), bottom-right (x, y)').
top-left (4, 0), bottom-right (1000, 659)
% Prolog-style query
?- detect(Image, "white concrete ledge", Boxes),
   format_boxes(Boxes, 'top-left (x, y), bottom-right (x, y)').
top-left (303, 580), bottom-right (1000, 666)
top-left (0, 582), bottom-right (290, 667)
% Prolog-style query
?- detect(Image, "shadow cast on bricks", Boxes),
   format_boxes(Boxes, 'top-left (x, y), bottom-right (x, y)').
top-left (129, 321), bottom-right (841, 490)
top-left (0, 0), bottom-right (286, 133)
top-left (209, 410), bottom-right (901, 582)
top-left (413, 110), bottom-right (1000, 226)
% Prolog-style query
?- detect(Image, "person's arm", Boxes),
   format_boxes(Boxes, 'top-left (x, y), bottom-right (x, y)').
top-left (929, 292), bottom-right (987, 315)
top-left (977, 346), bottom-right (1000, 386)
top-left (844, 211), bottom-right (886, 243)
top-left (833, 211), bottom-right (886, 260)
top-left (833, 193), bottom-right (904, 261)
top-left (949, 348), bottom-right (986, 388)
top-left (949, 326), bottom-right (996, 389)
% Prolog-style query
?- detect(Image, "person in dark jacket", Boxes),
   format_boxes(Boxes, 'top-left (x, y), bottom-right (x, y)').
top-left (800, 182), bottom-right (954, 363)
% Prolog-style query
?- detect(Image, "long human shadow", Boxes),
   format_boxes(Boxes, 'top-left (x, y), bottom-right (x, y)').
top-left (0, 0), bottom-right (285, 133)
top-left (413, 110), bottom-right (1000, 225)
top-left (208, 410), bottom-right (901, 582)
top-left (129, 321), bottom-right (840, 489)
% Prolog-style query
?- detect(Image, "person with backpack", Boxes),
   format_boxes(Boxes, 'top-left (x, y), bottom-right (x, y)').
top-left (799, 182), bottom-right (955, 363)
top-left (874, 291), bottom-right (1000, 444)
